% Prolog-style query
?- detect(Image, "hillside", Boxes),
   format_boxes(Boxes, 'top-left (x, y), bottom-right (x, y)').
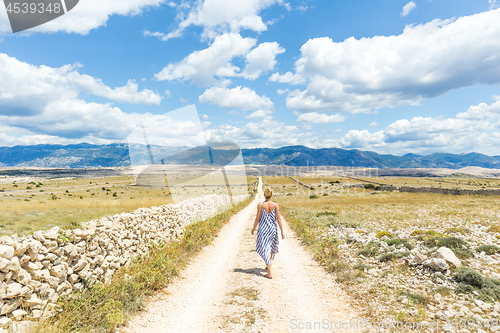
top-left (0, 143), bottom-right (499, 169)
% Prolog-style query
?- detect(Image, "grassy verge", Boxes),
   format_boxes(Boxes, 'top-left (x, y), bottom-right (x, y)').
top-left (32, 193), bottom-right (255, 333)
top-left (281, 208), bottom-right (344, 276)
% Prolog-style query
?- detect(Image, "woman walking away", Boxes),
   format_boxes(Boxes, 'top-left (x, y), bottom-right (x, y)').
top-left (251, 188), bottom-right (285, 279)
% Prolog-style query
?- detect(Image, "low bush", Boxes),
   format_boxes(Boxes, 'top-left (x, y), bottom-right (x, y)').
top-left (424, 236), bottom-right (474, 259)
top-left (453, 266), bottom-right (500, 302)
top-left (476, 244), bottom-right (500, 255)
top-left (356, 241), bottom-right (379, 257)
top-left (386, 238), bottom-right (414, 250)
top-left (325, 259), bottom-right (349, 273)
top-left (397, 291), bottom-right (429, 305)
top-left (376, 231), bottom-right (394, 239)
top-left (378, 251), bottom-right (410, 263)
top-left (354, 263), bottom-right (371, 271)
top-left (435, 286), bottom-right (453, 296)
top-left (316, 211), bottom-right (338, 217)
top-left (487, 224), bottom-right (500, 233)
top-left (410, 229), bottom-right (442, 237)
top-left (444, 227), bottom-right (470, 235)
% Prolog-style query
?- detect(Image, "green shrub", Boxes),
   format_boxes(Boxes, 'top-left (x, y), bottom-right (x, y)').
top-left (476, 245), bottom-right (500, 255)
top-left (410, 229), bottom-right (441, 237)
top-left (397, 291), bottom-right (429, 305)
top-left (335, 271), bottom-right (358, 284)
top-left (453, 266), bottom-right (500, 302)
top-left (386, 238), bottom-right (414, 250)
top-left (378, 251), bottom-right (410, 262)
top-left (325, 259), bottom-right (349, 273)
top-left (487, 224), bottom-right (500, 233)
top-left (354, 263), bottom-right (371, 271)
top-left (376, 231), bottom-right (394, 239)
top-left (435, 286), bottom-right (452, 296)
top-left (424, 236), bottom-right (473, 259)
top-left (356, 242), bottom-right (379, 257)
top-left (444, 227), bottom-right (470, 235)
top-left (316, 211), bottom-right (338, 217)
top-left (309, 194), bottom-right (318, 199)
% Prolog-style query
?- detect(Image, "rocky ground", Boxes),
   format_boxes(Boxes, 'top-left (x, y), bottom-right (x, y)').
top-left (324, 221), bottom-right (500, 332)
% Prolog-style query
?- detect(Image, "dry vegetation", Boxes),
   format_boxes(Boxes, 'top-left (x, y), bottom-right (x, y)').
top-left (0, 174), bottom-right (257, 236)
top-left (266, 176), bottom-right (500, 332)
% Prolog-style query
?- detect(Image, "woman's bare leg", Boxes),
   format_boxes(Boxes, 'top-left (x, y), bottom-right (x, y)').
top-left (265, 252), bottom-right (274, 269)
top-left (265, 253), bottom-right (273, 278)
top-left (265, 263), bottom-right (272, 277)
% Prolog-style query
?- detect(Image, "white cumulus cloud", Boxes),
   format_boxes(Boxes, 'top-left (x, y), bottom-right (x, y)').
top-left (155, 33), bottom-right (285, 85)
top-left (241, 42), bottom-right (285, 80)
top-left (199, 86), bottom-right (274, 111)
top-left (401, 1), bottom-right (417, 17)
top-left (269, 71), bottom-right (305, 85)
top-left (297, 112), bottom-right (346, 124)
top-left (0, 53), bottom-right (161, 116)
top-left (246, 110), bottom-right (272, 119)
top-left (157, 0), bottom-right (286, 41)
top-left (285, 9), bottom-right (500, 114)
top-left (154, 33), bottom-right (255, 86)
top-left (0, 0), bottom-right (168, 34)
top-left (338, 99), bottom-right (500, 155)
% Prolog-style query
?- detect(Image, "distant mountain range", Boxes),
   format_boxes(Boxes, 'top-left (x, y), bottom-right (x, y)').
top-left (0, 143), bottom-right (499, 169)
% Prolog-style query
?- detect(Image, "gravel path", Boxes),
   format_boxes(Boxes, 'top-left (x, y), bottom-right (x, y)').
top-left (119, 178), bottom-right (361, 333)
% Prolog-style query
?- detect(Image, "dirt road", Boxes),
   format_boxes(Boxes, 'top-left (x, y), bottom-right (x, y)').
top-left (119, 178), bottom-right (361, 333)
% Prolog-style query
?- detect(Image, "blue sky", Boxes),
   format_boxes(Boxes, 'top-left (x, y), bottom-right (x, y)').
top-left (1, 0), bottom-right (500, 155)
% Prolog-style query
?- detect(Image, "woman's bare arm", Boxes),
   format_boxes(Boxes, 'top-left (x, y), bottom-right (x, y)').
top-left (275, 203), bottom-right (285, 239)
top-left (251, 203), bottom-right (261, 235)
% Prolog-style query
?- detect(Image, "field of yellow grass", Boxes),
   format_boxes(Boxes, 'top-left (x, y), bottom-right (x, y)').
top-left (265, 176), bottom-right (500, 230)
top-left (0, 174), bottom-right (257, 236)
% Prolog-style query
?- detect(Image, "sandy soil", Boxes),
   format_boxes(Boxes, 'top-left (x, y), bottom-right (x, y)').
top-left (118, 178), bottom-right (362, 333)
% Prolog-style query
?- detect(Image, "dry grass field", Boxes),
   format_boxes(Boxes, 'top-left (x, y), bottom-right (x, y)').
top-left (265, 176), bottom-right (500, 230)
top-left (0, 173), bottom-right (257, 236)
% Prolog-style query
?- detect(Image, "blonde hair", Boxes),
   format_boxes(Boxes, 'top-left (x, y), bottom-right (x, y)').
top-left (264, 188), bottom-right (273, 199)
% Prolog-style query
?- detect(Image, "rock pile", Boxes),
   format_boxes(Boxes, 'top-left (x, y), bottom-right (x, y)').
top-left (0, 193), bottom-right (249, 327)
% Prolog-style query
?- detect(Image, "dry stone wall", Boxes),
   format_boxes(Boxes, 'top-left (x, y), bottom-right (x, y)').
top-left (0, 193), bottom-right (249, 327)
top-left (378, 185), bottom-right (500, 196)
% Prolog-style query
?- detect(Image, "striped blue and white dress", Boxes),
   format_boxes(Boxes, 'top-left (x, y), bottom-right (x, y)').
top-left (256, 205), bottom-right (279, 266)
